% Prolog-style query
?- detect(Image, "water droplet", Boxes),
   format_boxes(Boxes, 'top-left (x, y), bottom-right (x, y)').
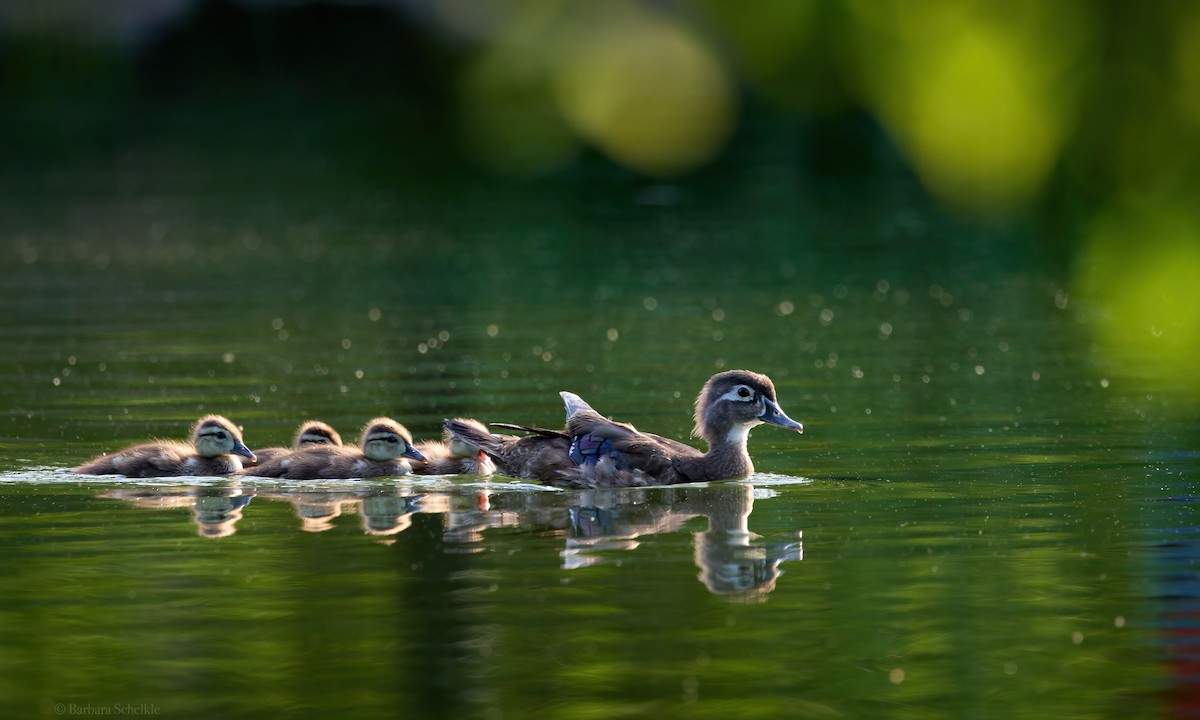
top-left (487, 324), bottom-right (499, 337)
top-left (643, 297), bottom-right (658, 311)
top-left (368, 308), bottom-right (381, 321)
top-left (777, 301), bottom-right (794, 316)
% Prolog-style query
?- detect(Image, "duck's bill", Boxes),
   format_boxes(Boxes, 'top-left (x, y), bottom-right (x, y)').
top-left (232, 441), bottom-right (257, 461)
top-left (761, 399), bottom-right (804, 433)
top-left (403, 446), bottom-right (428, 462)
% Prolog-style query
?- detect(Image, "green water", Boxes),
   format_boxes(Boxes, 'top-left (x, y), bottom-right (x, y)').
top-left (1, 175), bottom-right (1196, 719)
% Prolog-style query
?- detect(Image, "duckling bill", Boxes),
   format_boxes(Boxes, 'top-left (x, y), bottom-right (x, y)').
top-left (72, 415), bottom-right (255, 478)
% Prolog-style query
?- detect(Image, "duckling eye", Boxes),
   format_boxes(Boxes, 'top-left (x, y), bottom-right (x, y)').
top-left (216, 431), bottom-right (228, 440)
top-left (736, 386), bottom-right (753, 399)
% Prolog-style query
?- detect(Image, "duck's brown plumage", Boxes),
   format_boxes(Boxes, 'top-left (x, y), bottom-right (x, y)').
top-left (444, 370), bottom-right (804, 488)
top-left (247, 420), bottom-right (343, 467)
top-left (72, 415), bottom-right (256, 478)
top-left (241, 417), bottom-right (424, 479)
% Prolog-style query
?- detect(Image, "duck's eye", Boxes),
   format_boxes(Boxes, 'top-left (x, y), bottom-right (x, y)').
top-left (386, 437), bottom-right (399, 444)
top-left (216, 431), bottom-right (227, 440)
top-left (736, 386), bottom-right (753, 399)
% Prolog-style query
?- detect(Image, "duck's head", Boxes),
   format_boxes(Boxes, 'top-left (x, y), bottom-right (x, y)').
top-left (193, 415), bottom-right (256, 461)
top-left (359, 417), bottom-right (427, 462)
top-left (294, 420), bottom-right (343, 448)
top-left (692, 370), bottom-right (804, 446)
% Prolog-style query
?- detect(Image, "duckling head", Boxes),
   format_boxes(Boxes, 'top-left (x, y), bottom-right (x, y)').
top-left (193, 415), bottom-right (257, 461)
top-left (692, 370), bottom-right (804, 446)
top-left (359, 417), bottom-right (427, 462)
top-left (294, 420), bottom-right (342, 448)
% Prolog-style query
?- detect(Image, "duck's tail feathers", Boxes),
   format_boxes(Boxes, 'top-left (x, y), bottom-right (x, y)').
top-left (488, 422), bottom-right (569, 439)
top-left (560, 391), bottom-right (597, 420)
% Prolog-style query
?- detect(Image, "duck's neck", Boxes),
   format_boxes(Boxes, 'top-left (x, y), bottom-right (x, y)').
top-left (700, 422), bottom-right (758, 478)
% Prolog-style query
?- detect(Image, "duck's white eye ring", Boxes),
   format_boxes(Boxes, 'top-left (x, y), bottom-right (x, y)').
top-left (736, 386), bottom-right (753, 399)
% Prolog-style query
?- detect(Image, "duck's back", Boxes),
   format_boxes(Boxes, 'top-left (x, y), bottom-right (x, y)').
top-left (73, 441), bottom-right (240, 478)
top-left (563, 409), bottom-right (703, 487)
top-left (244, 446), bottom-right (411, 479)
top-left (246, 447), bottom-right (290, 467)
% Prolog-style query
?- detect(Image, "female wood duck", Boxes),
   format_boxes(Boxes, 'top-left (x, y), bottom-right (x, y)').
top-left (241, 417), bottom-right (426, 479)
top-left (72, 415), bottom-right (256, 477)
top-left (443, 370), bottom-right (804, 488)
top-left (410, 418), bottom-right (500, 476)
top-left (247, 420), bottom-right (343, 467)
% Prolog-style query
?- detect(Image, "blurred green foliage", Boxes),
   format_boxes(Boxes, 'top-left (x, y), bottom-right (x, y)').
top-left (2, 0), bottom-right (1200, 397)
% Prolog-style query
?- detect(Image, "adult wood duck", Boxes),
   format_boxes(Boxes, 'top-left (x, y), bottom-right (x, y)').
top-left (410, 418), bottom-right (502, 476)
top-left (72, 415), bottom-right (256, 478)
top-left (241, 417), bottom-right (425, 479)
top-left (443, 370), bottom-right (804, 488)
top-left (247, 420), bottom-right (343, 467)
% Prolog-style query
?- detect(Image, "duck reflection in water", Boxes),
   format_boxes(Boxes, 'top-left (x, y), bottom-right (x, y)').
top-left (556, 483), bottom-right (802, 601)
top-left (101, 481), bottom-right (254, 538)
top-left (100, 481), bottom-right (802, 598)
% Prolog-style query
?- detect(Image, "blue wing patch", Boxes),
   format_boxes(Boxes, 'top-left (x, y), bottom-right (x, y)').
top-left (569, 433), bottom-right (621, 467)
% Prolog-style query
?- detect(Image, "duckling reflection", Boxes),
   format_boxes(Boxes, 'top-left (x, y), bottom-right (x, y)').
top-left (101, 481), bottom-right (255, 538)
top-left (255, 490), bottom-right (364, 532)
top-left (359, 491), bottom-right (422, 537)
top-left (193, 485), bottom-right (255, 538)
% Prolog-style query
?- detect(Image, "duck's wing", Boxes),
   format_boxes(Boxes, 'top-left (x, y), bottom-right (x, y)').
top-left (245, 446), bottom-right (290, 468)
top-left (563, 406), bottom-right (700, 482)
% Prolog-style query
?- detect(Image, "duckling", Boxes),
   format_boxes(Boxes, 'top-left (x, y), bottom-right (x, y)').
top-left (72, 415), bottom-right (256, 477)
top-left (241, 417), bottom-right (426, 479)
top-left (246, 420), bottom-right (343, 467)
top-left (444, 370), bottom-right (804, 488)
top-left (410, 418), bottom-right (504, 476)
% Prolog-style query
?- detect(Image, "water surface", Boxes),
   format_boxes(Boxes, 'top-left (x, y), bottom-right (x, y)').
top-left (1, 177), bottom-right (1196, 719)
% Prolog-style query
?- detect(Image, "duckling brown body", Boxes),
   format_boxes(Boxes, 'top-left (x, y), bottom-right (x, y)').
top-left (410, 418), bottom-right (503, 476)
top-left (241, 417), bottom-right (425, 479)
top-left (72, 415), bottom-right (256, 478)
top-left (247, 420), bottom-right (343, 467)
top-left (444, 370), bottom-right (804, 488)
